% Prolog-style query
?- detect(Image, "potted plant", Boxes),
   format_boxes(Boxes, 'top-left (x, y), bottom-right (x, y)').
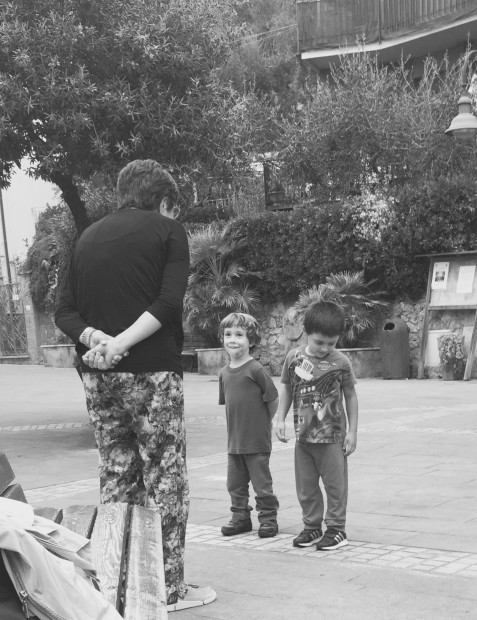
top-left (184, 224), bottom-right (260, 373)
top-left (438, 332), bottom-right (465, 380)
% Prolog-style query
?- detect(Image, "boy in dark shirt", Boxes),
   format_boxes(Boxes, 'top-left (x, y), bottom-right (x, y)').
top-left (218, 313), bottom-right (280, 538)
top-left (276, 301), bottom-right (358, 550)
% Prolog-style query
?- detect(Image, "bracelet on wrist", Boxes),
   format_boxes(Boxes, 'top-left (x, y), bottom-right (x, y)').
top-left (79, 327), bottom-right (95, 348)
top-left (87, 329), bottom-right (98, 348)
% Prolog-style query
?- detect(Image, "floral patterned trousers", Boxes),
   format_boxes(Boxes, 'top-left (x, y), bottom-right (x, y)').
top-left (82, 371), bottom-right (189, 604)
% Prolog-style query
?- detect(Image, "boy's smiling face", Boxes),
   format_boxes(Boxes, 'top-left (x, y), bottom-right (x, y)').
top-left (223, 325), bottom-right (251, 363)
top-left (306, 331), bottom-right (339, 359)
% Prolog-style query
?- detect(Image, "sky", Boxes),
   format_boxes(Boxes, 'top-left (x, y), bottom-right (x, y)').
top-left (0, 165), bottom-right (58, 267)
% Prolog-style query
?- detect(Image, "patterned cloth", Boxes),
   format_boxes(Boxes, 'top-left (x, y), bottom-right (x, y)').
top-left (82, 371), bottom-right (189, 604)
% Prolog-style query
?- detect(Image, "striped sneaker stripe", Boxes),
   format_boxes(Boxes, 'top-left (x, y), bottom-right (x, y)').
top-left (316, 530), bottom-right (348, 550)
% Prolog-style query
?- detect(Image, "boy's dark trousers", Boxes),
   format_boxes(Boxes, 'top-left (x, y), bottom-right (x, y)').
top-left (227, 453), bottom-right (279, 524)
top-left (295, 441), bottom-right (348, 531)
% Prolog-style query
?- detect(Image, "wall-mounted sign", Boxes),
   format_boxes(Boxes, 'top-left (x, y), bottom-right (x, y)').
top-left (456, 265), bottom-right (476, 294)
top-left (431, 261), bottom-right (449, 290)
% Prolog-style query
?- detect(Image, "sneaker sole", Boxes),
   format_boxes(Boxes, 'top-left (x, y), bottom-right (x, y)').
top-left (258, 531), bottom-right (278, 538)
top-left (316, 539), bottom-right (348, 550)
top-left (221, 525), bottom-right (253, 536)
top-left (293, 537), bottom-right (322, 548)
top-left (167, 591), bottom-right (217, 612)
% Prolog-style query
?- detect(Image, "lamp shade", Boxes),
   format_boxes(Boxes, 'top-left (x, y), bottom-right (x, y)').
top-left (445, 94), bottom-right (477, 141)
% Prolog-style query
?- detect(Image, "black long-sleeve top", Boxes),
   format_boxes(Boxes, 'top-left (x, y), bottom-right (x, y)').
top-left (55, 208), bottom-right (190, 375)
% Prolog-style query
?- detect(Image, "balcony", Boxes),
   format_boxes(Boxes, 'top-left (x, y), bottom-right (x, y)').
top-left (297, 0), bottom-right (477, 70)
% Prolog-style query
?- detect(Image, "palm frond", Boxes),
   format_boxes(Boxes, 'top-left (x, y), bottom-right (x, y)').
top-left (184, 225), bottom-right (260, 346)
top-left (293, 271), bottom-right (390, 346)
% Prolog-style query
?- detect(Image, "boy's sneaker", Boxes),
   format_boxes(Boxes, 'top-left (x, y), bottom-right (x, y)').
top-left (167, 584), bottom-right (217, 612)
top-left (258, 522), bottom-right (278, 538)
top-left (292, 528), bottom-right (322, 547)
top-left (315, 530), bottom-right (348, 550)
top-left (221, 519), bottom-right (253, 536)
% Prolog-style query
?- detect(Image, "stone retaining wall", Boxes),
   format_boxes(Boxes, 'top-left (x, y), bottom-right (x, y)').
top-left (254, 302), bottom-right (381, 378)
top-left (31, 296), bottom-right (476, 378)
top-left (253, 299), bottom-right (476, 379)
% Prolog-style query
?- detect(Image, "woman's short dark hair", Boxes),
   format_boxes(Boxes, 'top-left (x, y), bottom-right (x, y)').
top-left (117, 159), bottom-right (179, 211)
top-left (303, 301), bottom-right (345, 337)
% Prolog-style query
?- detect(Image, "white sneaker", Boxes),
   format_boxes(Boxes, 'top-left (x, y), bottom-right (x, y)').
top-left (167, 584), bottom-right (217, 612)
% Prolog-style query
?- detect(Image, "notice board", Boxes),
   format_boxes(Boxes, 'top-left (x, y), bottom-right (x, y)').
top-left (418, 251), bottom-right (477, 380)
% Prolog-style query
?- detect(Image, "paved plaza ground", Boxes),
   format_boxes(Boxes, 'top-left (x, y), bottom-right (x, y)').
top-left (0, 364), bottom-right (476, 619)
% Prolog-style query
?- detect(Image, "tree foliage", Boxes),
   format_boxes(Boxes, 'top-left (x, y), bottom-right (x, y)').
top-left (219, 0), bottom-right (303, 113)
top-left (277, 53), bottom-right (477, 199)
top-left (0, 0), bottom-right (272, 231)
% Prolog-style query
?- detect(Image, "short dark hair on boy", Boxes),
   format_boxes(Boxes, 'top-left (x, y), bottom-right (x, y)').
top-left (303, 301), bottom-right (345, 337)
top-left (220, 312), bottom-right (261, 347)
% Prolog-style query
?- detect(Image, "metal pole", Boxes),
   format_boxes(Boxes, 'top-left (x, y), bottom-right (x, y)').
top-left (0, 189), bottom-right (12, 284)
top-left (378, 0), bottom-right (382, 44)
top-left (0, 188), bottom-right (17, 355)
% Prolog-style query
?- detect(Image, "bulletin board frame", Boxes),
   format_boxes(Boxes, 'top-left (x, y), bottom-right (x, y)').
top-left (417, 250), bottom-right (477, 381)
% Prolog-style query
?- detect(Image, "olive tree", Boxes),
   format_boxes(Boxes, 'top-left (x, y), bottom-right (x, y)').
top-left (278, 53), bottom-right (477, 199)
top-left (0, 0), bottom-right (263, 232)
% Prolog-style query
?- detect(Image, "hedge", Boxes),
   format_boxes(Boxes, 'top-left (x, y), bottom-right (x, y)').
top-left (227, 177), bottom-right (477, 302)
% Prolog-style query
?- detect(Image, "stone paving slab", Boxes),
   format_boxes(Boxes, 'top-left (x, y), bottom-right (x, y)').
top-left (181, 543), bottom-right (476, 620)
top-left (3, 369), bottom-right (476, 618)
top-left (0, 421), bottom-right (90, 432)
top-left (186, 524), bottom-right (477, 578)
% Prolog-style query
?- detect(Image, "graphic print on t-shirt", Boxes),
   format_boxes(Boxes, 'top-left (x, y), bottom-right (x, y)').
top-left (289, 352), bottom-right (344, 442)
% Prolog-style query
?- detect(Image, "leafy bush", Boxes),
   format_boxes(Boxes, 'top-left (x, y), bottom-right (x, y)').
top-left (378, 177), bottom-right (477, 297)
top-left (180, 202), bottom-right (234, 224)
top-left (24, 233), bottom-right (60, 312)
top-left (25, 177), bottom-right (117, 311)
top-left (227, 177), bottom-right (477, 302)
top-left (438, 332), bottom-right (465, 369)
top-left (294, 272), bottom-right (389, 347)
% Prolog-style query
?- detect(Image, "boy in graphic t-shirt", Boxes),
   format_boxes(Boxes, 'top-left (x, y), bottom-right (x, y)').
top-left (276, 301), bottom-right (358, 550)
top-left (218, 313), bottom-right (280, 538)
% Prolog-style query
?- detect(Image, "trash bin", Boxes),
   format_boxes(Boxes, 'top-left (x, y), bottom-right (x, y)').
top-left (380, 317), bottom-right (410, 379)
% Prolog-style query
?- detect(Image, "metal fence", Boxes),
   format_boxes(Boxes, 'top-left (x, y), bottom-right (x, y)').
top-left (0, 283), bottom-right (28, 356)
top-left (297, 0), bottom-right (477, 50)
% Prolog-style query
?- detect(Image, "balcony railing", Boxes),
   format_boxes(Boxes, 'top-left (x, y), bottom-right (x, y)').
top-left (297, 0), bottom-right (477, 51)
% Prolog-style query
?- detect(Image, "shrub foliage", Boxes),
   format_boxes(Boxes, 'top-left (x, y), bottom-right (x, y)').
top-left (228, 177), bottom-right (477, 302)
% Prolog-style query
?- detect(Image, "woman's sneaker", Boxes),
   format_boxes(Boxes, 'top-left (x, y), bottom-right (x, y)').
top-left (292, 528), bottom-right (322, 547)
top-left (315, 530), bottom-right (348, 550)
top-left (167, 585), bottom-right (217, 612)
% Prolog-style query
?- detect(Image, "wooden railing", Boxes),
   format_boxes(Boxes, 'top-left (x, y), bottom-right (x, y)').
top-left (297, 0), bottom-right (477, 51)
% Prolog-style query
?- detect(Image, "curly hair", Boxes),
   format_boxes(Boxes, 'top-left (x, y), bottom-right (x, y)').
top-left (220, 312), bottom-right (261, 347)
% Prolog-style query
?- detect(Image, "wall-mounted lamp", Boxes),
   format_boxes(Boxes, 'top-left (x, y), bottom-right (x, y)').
top-left (445, 49), bottom-right (477, 142)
